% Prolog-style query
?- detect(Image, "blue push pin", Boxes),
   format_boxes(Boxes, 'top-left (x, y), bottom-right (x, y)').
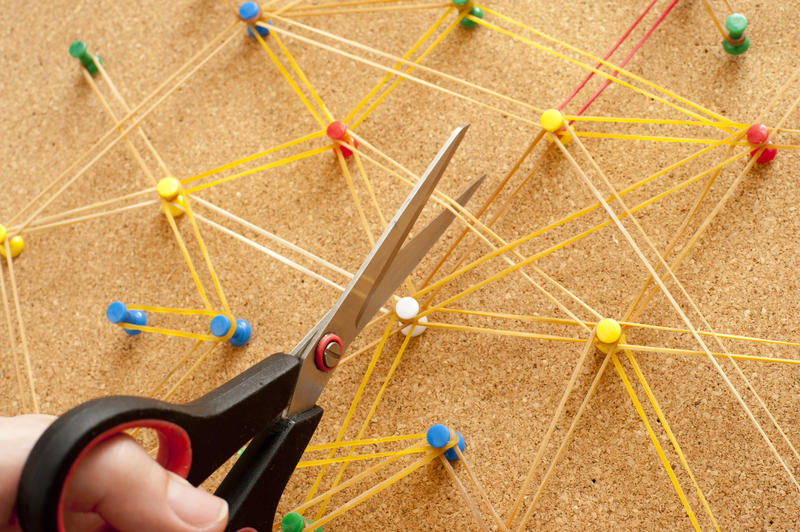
top-left (239, 2), bottom-right (271, 38)
top-left (426, 424), bottom-right (465, 461)
top-left (210, 314), bottom-right (252, 346)
top-left (106, 301), bottom-right (147, 336)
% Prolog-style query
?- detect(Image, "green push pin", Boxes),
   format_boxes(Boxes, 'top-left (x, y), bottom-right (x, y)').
top-left (452, 0), bottom-right (484, 28)
top-left (69, 40), bottom-right (103, 75)
top-left (722, 13), bottom-right (749, 55)
top-left (281, 512), bottom-right (322, 532)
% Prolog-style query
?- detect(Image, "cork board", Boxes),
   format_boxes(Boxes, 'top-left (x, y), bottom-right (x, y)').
top-left (2, 0), bottom-right (800, 529)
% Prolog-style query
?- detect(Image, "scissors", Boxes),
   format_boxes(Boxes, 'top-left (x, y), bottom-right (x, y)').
top-left (16, 125), bottom-right (483, 531)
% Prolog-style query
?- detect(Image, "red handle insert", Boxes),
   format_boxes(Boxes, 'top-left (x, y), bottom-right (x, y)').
top-left (56, 419), bottom-right (192, 532)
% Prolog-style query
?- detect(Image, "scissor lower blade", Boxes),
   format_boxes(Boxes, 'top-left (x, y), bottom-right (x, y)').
top-left (217, 406), bottom-right (323, 531)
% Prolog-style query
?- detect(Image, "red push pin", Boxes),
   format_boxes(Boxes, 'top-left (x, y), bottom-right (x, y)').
top-left (746, 123), bottom-right (777, 164)
top-left (326, 120), bottom-right (358, 158)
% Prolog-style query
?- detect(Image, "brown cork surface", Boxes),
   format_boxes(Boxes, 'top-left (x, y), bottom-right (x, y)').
top-left (2, 0), bottom-right (800, 529)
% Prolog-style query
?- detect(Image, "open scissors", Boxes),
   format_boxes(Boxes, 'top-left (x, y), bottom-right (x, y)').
top-left (16, 125), bottom-right (483, 531)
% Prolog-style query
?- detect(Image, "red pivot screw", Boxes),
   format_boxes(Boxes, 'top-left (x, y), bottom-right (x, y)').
top-left (315, 333), bottom-right (343, 371)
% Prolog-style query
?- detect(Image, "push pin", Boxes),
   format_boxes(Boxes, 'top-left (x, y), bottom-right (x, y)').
top-left (0, 225), bottom-right (24, 259)
top-left (595, 317), bottom-right (622, 354)
top-left (239, 2), bottom-right (271, 38)
top-left (426, 424), bottom-right (466, 461)
top-left (746, 123), bottom-right (777, 164)
top-left (395, 296), bottom-right (428, 337)
top-left (106, 301), bottom-right (147, 336)
top-left (157, 177), bottom-right (187, 217)
top-left (540, 109), bottom-right (571, 144)
top-left (281, 512), bottom-right (322, 532)
top-left (452, 0), bottom-right (484, 28)
top-left (326, 121), bottom-right (358, 158)
top-left (210, 314), bottom-right (252, 346)
top-left (68, 40), bottom-right (103, 76)
top-left (722, 13), bottom-right (749, 55)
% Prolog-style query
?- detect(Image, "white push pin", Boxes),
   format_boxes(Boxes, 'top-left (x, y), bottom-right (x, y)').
top-left (395, 296), bottom-right (428, 337)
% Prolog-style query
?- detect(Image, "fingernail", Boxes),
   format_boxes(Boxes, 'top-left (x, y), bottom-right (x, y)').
top-left (167, 474), bottom-right (228, 528)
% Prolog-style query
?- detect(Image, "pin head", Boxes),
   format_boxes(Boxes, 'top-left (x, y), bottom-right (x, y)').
top-left (725, 13), bottom-right (748, 39)
top-left (106, 302), bottom-right (129, 324)
top-left (596, 318), bottom-right (621, 344)
top-left (541, 109), bottom-right (565, 132)
top-left (238, 1), bottom-right (261, 21)
top-left (746, 124), bottom-right (769, 145)
top-left (326, 121), bottom-right (348, 140)
top-left (157, 177), bottom-right (182, 201)
top-left (426, 424), bottom-right (451, 447)
top-left (210, 315), bottom-right (233, 337)
top-left (68, 41), bottom-right (88, 59)
top-left (395, 296), bottom-right (420, 321)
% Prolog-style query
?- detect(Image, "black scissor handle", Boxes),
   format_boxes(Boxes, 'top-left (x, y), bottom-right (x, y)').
top-left (17, 353), bottom-right (320, 532)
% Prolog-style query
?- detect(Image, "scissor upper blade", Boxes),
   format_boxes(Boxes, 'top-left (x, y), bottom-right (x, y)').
top-left (362, 173), bottom-right (485, 323)
top-left (325, 125), bottom-right (469, 347)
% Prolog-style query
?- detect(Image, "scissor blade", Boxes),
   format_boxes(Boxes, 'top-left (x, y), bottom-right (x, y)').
top-left (286, 125), bottom-right (470, 415)
top-left (327, 124), bottom-right (470, 347)
top-left (358, 173), bottom-right (485, 332)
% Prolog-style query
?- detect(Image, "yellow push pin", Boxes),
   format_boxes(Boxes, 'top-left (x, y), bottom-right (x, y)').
top-left (157, 177), bottom-right (187, 217)
top-left (595, 317), bottom-right (622, 354)
top-left (0, 225), bottom-right (25, 259)
top-left (540, 108), bottom-right (571, 144)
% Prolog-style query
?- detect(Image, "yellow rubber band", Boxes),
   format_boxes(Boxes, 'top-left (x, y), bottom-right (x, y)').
top-left (182, 129), bottom-right (325, 185)
top-left (127, 305), bottom-right (218, 316)
top-left (297, 447), bottom-right (427, 468)
top-left (253, 29), bottom-right (326, 128)
top-left (114, 322), bottom-right (217, 342)
top-left (161, 201), bottom-right (213, 311)
top-left (185, 145), bottom-right (330, 194)
top-left (611, 353), bottom-right (701, 531)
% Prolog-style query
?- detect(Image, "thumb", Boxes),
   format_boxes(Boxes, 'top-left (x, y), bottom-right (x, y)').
top-left (63, 434), bottom-right (227, 532)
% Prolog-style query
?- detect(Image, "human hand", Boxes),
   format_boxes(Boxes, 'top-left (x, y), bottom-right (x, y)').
top-left (1, 415), bottom-right (228, 532)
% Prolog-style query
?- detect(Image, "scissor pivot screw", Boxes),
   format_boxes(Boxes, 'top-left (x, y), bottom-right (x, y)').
top-left (315, 333), bottom-right (343, 371)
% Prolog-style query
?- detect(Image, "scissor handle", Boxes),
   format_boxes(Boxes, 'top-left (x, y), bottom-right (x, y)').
top-left (16, 353), bottom-right (322, 532)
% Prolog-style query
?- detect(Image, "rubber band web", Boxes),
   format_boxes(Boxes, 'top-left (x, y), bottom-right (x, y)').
top-left (2, 0), bottom-right (800, 529)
